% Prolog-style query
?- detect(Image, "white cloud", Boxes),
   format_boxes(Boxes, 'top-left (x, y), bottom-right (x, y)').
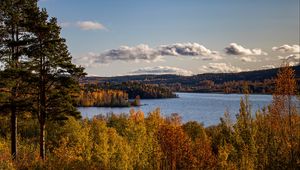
top-left (86, 73), bottom-right (101, 77)
top-left (200, 63), bottom-right (243, 73)
top-left (77, 43), bottom-right (222, 65)
top-left (73, 53), bottom-right (100, 68)
top-left (278, 56), bottom-right (287, 60)
top-left (76, 21), bottom-right (107, 30)
top-left (278, 54), bottom-right (300, 61)
top-left (129, 66), bottom-right (193, 76)
top-left (59, 22), bottom-right (71, 28)
top-left (74, 45), bottom-right (161, 65)
top-left (159, 43), bottom-right (222, 60)
top-left (272, 44), bottom-right (300, 53)
top-left (94, 44), bottom-right (161, 63)
top-left (291, 54), bottom-right (300, 60)
top-left (251, 48), bottom-right (267, 55)
top-left (262, 65), bottom-right (276, 69)
top-left (225, 43), bottom-right (267, 56)
top-left (240, 56), bottom-right (257, 62)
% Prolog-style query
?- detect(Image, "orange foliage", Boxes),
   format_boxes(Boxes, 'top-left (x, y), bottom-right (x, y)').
top-left (78, 90), bottom-right (129, 107)
top-left (158, 123), bottom-right (197, 169)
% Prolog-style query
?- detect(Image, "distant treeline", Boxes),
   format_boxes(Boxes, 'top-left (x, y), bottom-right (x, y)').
top-left (83, 82), bottom-right (177, 99)
top-left (76, 81), bottom-right (176, 107)
top-left (76, 89), bottom-right (142, 107)
top-left (82, 65), bottom-right (300, 94)
top-left (77, 90), bottom-right (130, 107)
top-left (172, 79), bottom-right (275, 94)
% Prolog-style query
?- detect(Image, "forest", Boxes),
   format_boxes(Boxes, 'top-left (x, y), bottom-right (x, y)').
top-left (0, 66), bottom-right (299, 169)
top-left (83, 81), bottom-right (177, 99)
top-left (76, 89), bottom-right (141, 107)
top-left (76, 81), bottom-right (175, 107)
top-left (0, 0), bottom-right (300, 170)
top-left (83, 65), bottom-right (300, 94)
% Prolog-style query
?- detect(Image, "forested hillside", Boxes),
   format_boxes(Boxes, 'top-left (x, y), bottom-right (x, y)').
top-left (83, 81), bottom-right (177, 99)
top-left (82, 65), bottom-right (300, 93)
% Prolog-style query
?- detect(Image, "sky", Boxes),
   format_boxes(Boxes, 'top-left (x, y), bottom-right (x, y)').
top-left (38, 0), bottom-right (300, 76)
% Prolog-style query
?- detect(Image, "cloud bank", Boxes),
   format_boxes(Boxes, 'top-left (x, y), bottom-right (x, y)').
top-left (200, 63), bottom-right (243, 73)
top-left (272, 44), bottom-right (300, 53)
top-left (76, 43), bottom-right (222, 65)
top-left (225, 43), bottom-right (267, 56)
top-left (159, 43), bottom-right (222, 60)
top-left (96, 44), bottom-right (162, 63)
top-left (278, 54), bottom-right (300, 61)
top-left (130, 66), bottom-right (193, 76)
top-left (240, 56), bottom-right (258, 62)
top-left (261, 65), bottom-right (276, 69)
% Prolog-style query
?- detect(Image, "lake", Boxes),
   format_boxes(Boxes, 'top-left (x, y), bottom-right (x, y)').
top-left (78, 92), bottom-right (273, 127)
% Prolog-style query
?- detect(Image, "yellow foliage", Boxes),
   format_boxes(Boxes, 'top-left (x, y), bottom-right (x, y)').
top-left (1, 64), bottom-right (300, 170)
top-left (0, 139), bottom-right (15, 170)
top-left (129, 109), bottom-right (145, 122)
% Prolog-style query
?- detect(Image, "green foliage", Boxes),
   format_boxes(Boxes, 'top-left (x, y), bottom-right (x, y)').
top-left (183, 121), bottom-right (206, 141)
top-left (232, 96), bottom-right (257, 170)
top-left (131, 95), bottom-right (141, 106)
top-left (0, 0), bottom-right (85, 160)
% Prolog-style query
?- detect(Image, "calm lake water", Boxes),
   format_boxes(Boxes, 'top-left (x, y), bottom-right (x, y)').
top-left (78, 93), bottom-right (273, 127)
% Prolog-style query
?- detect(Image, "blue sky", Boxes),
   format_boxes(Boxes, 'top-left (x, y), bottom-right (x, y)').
top-left (38, 0), bottom-right (300, 76)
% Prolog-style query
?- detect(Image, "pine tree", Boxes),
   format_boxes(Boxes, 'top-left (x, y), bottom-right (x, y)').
top-left (26, 10), bottom-right (85, 159)
top-left (0, 0), bottom-right (38, 160)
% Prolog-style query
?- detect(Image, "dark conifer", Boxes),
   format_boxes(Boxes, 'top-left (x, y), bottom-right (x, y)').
top-left (26, 10), bottom-right (85, 159)
top-left (0, 0), bottom-right (38, 160)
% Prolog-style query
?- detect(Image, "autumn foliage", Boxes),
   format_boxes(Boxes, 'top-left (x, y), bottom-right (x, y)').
top-left (77, 90), bottom-right (130, 107)
top-left (0, 66), bottom-right (300, 169)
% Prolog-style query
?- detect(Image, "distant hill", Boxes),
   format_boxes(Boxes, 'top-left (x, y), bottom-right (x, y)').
top-left (81, 66), bottom-right (300, 94)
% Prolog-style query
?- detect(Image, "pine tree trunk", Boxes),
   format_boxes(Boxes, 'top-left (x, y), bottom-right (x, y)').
top-left (39, 85), bottom-right (46, 159)
top-left (39, 59), bottom-right (46, 160)
top-left (11, 101), bottom-right (17, 160)
top-left (39, 84), bottom-right (46, 160)
top-left (39, 121), bottom-right (45, 159)
top-left (10, 24), bottom-right (18, 161)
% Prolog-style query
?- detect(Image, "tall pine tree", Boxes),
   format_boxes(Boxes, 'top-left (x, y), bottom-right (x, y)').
top-left (0, 0), bottom-right (38, 160)
top-left (1, 0), bottom-right (85, 160)
top-left (26, 8), bottom-right (85, 159)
